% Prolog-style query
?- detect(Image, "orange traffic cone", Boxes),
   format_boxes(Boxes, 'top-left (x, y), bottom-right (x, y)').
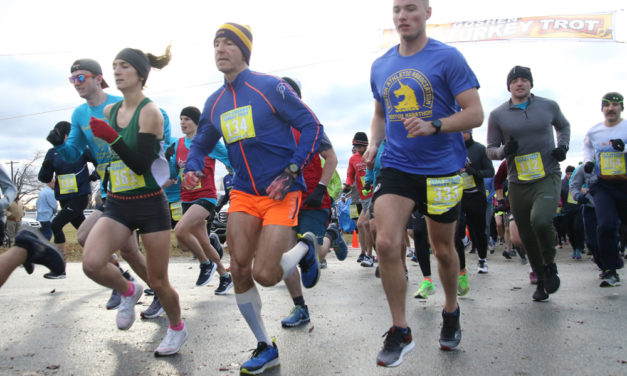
top-left (352, 230), bottom-right (359, 248)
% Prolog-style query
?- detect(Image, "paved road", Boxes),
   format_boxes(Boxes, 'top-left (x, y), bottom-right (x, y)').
top-left (0, 245), bottom-right (625, 376)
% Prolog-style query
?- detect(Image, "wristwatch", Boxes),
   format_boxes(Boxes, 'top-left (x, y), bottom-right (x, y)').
top-left (287, 163), bottom-right (301, 176)
top-left (431, 119), bottom-right (442, 135)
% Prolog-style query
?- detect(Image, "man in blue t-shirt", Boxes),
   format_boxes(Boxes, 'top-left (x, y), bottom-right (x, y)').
top-left (364, 0), bottom-right (484, 366)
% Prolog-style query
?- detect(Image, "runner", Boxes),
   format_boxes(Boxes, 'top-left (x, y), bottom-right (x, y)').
top-left (38, 121), bottom-right (97, 278)
top-left (171, 106), bottom-right (232, 294)
top-left (487, 65), bottom-right (570, 302)
top-left (83, 45), bottom-right (187, 356)
top-left (366, 0), bottom-right (484, 366)
top-left (184, 23), bottom-right (323, 374)
top-left (582, 92), bottom-right (627, 287)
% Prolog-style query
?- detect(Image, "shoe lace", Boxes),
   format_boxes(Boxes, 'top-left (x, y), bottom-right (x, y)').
top-left (249, 342), bottom-right (269, 359)
top-left (441, 315), bottom-right (459, 338)
top-left (381, 328), bottom-right (403, 351)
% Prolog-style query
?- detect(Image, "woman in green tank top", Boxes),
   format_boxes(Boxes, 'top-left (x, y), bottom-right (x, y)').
top-left (85, 45), bottom-right (188, 357)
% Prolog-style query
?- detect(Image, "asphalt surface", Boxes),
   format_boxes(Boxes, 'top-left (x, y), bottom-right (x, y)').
top-left (0, 243), bottom-right (626, 376)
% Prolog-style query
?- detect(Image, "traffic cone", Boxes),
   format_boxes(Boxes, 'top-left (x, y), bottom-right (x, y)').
top-left (352, 230), bottom-right (359, 248)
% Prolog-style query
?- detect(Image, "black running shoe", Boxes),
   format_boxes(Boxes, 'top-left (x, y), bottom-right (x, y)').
top-left (543, 263), bottom-right (560, 294)
top-left (376, 326), bottom-right (415, 367)
top-left (502, 250), bottom-right (512, 260)
top-left (439, 308), bottom-right (462, 350)
top-left (43, 271), bottom-right (66, 279)
top-left (14, 229), bottom-right (65, 276)
top-left (532, 280), bottom-right (549, 301)
top-left (209, 233), bottom-right (224, 259)
top-left (196, 261), bottom-right (217, 286)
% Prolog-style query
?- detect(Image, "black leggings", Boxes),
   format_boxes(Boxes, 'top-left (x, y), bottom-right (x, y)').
top-left (51, 195), bottom-right (89, 244)
top-left (562, 206), bottom-right (585, 250)
top-left (455, 191), bottom-right (488, 267)
top-left (412, 211), bottom-right (432, 278)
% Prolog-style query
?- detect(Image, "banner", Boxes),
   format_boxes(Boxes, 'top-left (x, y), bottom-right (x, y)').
top-left (382, 12), bottom-right (616, 46)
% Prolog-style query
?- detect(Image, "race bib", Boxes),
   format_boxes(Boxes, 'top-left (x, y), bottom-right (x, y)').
top-left (170, 201), bottom-right (183, 221)
top-left (599, 152), bottom-right (626, 175)
top-left (567, 192), bottom-right (577, 205)
top-left (515, 152), bottom-right (545, 181)
top-left (349, 204), bottom-right (359, 219)
top-left (109, 160), bottom-right (146, 193)
top-left (221, 105), bottom-right (256, 144)
top-left (426, 175), bottom-right (463, 215)
top-left (461, 172), bottom-right (476, 190)
top-left (96, 164), bottom-right (108, 180)
top-left (57, 173), bottom-right (78, 194)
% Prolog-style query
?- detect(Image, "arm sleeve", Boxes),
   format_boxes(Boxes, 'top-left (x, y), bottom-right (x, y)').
top-left (38, 149), bottom-right (55, 184)
top-left (186, 104), bottom-right (221, 173)
top-left (208, 140), bottom-right (231, 171)
top-left (109, 133), bottom-right (158, 175)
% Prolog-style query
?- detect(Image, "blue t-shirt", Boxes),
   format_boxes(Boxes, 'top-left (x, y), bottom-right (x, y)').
top-left (370, 38), bottom-right (480, 175)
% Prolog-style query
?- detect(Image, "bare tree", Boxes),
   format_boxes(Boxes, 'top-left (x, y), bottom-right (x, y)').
top-left (13, 151), bottom-right (45, 206)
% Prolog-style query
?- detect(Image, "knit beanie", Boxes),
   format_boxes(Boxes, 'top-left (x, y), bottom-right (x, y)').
top-left (507, 65), bottom-right (533, 91)
top-left (180, 106), bottom-right (201, 125)
top-left (353, 132), bottom-right (369, 146)
top-left (215, 23), bottom-right (253, 64)
top-left (602, 92), bottom-right (624, 110)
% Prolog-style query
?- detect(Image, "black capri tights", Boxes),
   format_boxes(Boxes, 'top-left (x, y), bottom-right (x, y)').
top-left (52, 195), bottom-right (89, 244)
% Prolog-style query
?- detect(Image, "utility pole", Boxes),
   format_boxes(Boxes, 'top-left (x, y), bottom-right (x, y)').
top-left (5, 161), bottom-right (18, 183)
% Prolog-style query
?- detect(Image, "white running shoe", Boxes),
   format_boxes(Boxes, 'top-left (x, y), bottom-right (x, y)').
top-left (116, 281), bottom-right (143, 330)
top-left (477, 259), bottom-right (488, 274)
top-left (155, 325), bottom-right (188, 357)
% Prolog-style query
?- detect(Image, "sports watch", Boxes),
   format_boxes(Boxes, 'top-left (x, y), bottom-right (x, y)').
top-left (287, 163), bottom-right (301, 176)
top-left (431, 119), bottom-right (442, 135)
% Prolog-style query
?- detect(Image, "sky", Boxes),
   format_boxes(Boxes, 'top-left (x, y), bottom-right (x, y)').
top-left (1, 0), bottom-right (626, 188)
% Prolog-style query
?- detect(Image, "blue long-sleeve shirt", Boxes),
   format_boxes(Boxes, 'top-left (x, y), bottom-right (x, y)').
top-left (186, 69), bottom-right (323, 196)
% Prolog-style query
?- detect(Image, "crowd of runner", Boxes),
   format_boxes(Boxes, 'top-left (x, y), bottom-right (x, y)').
top-left (1, 0), bottom-right (626, 373)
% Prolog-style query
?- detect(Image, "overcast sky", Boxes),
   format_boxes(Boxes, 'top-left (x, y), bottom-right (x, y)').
top-left (1, 0), bottom-right (626, 185)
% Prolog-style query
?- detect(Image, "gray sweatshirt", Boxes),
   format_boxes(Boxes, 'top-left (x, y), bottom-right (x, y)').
top-left (568, 165), bottom-right (595, 208)
top-left (486, 94), bottom-right (570, 184)
top-left (0, 164), bottom-right (17, 211)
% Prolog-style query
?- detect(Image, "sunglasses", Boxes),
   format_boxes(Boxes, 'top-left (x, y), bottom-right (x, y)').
top-left (68, 74), bottom-right (97, 84)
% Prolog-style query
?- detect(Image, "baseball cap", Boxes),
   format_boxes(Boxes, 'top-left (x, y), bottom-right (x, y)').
top-left (70, 59), bottom-right (109, 88)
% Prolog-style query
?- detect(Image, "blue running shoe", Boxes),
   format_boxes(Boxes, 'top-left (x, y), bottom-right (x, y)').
top-left (281, 305), bottom-right (310, 328)
top-left (327, 223), bottom-right (348, 261)
top-left (240, 340), bottom-right (280, 375)
top-left (298, 232), bottom-right (320, 289)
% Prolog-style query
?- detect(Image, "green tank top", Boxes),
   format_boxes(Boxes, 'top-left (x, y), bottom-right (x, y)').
top-left (108, 97), bottom-right (161, 196)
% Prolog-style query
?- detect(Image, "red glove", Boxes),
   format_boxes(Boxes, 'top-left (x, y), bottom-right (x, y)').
top-left (182, 171), bottom-right (201, 191)
top-left (89, 117), bottom-right (119, 144)
top-left (266, 171), bottom-right (295, 200)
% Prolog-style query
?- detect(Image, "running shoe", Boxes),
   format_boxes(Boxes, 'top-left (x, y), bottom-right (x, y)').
top-left (196, 261), bottom-right (217, 287)
top-left (543, 263), bottom-right (560, 294)
top-left (327, 223), bottom-right (348, 261)
top-left (141, 296), bottom-right (164, 319)
top-left (574, 249), bottom-right (582, 260)
top-left (14, 229), bottom-right (65, 276)
top-left (215, 273), bottom-right (234, 295)
top-left (319, 258), bottom-right (327, 269)
top-left (144, 288), bottom-right (155, 296)
top-left (572, 249), bottom-right (577, 259)
top-left (240, 340), bottom-right (280, 375)
top-left (298, 232), bottom-right (320, 289)
top-left (209, 232), bottom-right (224, 259)
top-left (106, 290), bottom-right (122, 310)
top-left (529, 271), bottom-right (538, 285)
top-left (439, 308), bottom-right (462, 350)
top-left (376, 326), bottom-right (415, 367)
top-left (154, 324), bottom-right (188, 357)
top-left (406, 248), bottom-right (414, 257)
top-left (43, 271), bottom-right (67, 279)
top-left (356, 253), bottom-right (366, 263)
top-left (361, 255), bottom-right (374, 267)
top-left (520, 254), bottom-right (528, 265)
top-left (281, 305), bottom-right (310, 328)
top-left (116, 281), bottom-right (143, 330)
top-left (502, 250), bottom-right (512, 260)
top-left (600, 270), bottom-right (621, 287)
top-left (488, 240), bottom-right (495, 254)
top-left (532, 280), bottom-right (549, 301)
top-left (477, 259), bottom-right (488, 274)
top-left (414, 279), bottom-right (435, 299)
top-left (457, 273), bottom-right (470, 296)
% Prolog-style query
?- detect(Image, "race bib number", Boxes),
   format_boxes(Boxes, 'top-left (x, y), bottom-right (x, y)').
top-left (220, 105), bottom-right (256, 144)
top-left (426, 175), bottom-right (463, 215)
top-left (58, 173), bottom-right (78, 194)
top-left (349, 204), bottom-right (359, 219)
top-left (109, 160), bottom-right (146, 193)
top-left (599, 152), bottom-right (626, 175)
top-left (515, 152), bottom-right (545, 181)
top-left (170, 201), bottom-right (183, 221)
top-left (461, 172), bottom-right (476, 190)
